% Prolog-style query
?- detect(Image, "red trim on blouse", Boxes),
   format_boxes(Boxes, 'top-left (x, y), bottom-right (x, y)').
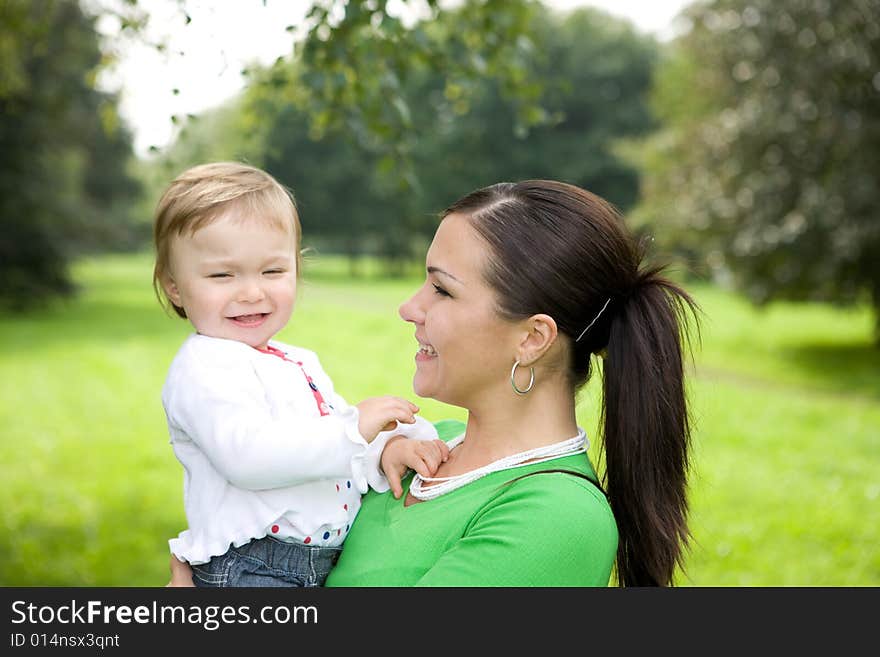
top-left (256, 345), bottom-right (330, 417)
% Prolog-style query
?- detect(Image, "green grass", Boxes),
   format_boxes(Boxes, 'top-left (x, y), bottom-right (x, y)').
top-left (0, 252), bottom-right (877, 586)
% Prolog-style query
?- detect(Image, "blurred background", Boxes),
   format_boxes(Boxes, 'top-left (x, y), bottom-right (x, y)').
top-left (0, 0), bottom-right (877, 585)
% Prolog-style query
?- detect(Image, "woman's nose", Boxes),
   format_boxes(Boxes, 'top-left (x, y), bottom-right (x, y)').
top-left (399, 288), bottom-right (423, 324)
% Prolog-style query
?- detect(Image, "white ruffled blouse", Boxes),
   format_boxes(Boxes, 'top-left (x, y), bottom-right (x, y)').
top-left (162, 333), bottom-right (437, 564)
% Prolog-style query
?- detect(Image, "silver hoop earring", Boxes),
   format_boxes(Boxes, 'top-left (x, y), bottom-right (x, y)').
top-left (510, 360), bottom-right (535, 395)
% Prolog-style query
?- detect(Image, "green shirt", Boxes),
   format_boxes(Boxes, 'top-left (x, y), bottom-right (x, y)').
top-left (326, 420), bottom-right (618, 587)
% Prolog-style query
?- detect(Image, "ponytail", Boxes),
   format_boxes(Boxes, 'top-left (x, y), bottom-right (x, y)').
top-left (600, 265), bottom-right (699, 586)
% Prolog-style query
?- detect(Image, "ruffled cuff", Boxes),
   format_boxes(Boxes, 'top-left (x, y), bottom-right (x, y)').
top-left (338, 405), bottom-right (376, 493)
top-left (359, 415), bottom-right (440, 493)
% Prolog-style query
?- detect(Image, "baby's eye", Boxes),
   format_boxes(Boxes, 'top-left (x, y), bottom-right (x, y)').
top-left (263, 269), bottom-right (285, 275)
top-left (208, 272), bottom-right (232, 278)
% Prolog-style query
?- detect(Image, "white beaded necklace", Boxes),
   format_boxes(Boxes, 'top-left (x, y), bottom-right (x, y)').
top-left (409, 428), bottom-right (589, 501)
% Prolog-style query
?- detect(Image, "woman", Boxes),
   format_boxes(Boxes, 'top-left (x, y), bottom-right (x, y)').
top-left (169, 179), bottom-right (699, 587)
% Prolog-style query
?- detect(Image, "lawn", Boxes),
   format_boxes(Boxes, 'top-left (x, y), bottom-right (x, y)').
top-left (0, 251), bottom-right (877, 585)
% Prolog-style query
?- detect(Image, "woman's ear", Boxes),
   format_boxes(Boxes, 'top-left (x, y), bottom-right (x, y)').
top-left (517, 313), bottom-right (558, 366)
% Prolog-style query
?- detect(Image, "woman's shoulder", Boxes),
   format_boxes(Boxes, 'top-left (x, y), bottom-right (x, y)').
top-left (464, 463), bottom-right (618, 585)
top-left (487, 463), bottom-right (615, 531)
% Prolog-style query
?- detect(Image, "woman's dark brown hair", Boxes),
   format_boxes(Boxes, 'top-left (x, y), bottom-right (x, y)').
top-left (443, 180), bottom-right (700, 586)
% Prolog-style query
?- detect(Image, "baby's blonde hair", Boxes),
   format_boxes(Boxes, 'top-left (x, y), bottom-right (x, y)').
top-left (152, 161), bottom-right (302, 318)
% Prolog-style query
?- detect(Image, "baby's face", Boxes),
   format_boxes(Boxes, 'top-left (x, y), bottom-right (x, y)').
top-left (162, 210), bottom-right (298, 349)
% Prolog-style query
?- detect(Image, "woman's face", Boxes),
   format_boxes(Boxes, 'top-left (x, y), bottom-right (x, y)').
top-left (399, 213), bottom-right (521, 408)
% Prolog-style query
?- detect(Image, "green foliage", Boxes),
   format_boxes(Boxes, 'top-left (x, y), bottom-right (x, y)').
top-left (633, 0), bottom-right (880, 336)
top-left (407, 7), bottom-right (659, 215)
top-left (295, 0), bottom-right (546, 179)
top-left (0, 252), bottom-right (877, 585)
top-left (0, 0), bottom-right (142, 309)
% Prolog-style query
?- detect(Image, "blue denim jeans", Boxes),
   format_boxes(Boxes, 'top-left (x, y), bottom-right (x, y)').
top-left (191, 535), bottom-right (342, 588)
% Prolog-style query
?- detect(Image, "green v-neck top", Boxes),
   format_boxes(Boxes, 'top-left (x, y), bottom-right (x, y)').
top-left (325, 420), bottom-right (618, 587)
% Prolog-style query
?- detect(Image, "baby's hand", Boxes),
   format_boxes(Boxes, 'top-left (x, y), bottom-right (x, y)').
top-left (356, 396), bottom-right (419, 443)
top-left (380, 436), bottom-right (450, 499)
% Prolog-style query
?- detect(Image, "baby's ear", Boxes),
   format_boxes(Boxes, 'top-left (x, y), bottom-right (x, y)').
top-left (162, 275), bottom-right (182, 306)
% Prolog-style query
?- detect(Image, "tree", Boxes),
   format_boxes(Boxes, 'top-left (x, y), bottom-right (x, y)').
top-left (408, 7), bottom-right (658, 217)
top-left (633, 0), bottom-right (880, 338)
top-left (0, 0), bottom-right (142, 308)
top-left (293, 0), bottom-right (547, 185)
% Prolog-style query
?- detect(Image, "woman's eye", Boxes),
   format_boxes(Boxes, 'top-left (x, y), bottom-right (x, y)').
top-left (432, 283), bottom-right (451, 297)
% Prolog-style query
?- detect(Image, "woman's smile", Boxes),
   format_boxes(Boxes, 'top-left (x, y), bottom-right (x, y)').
top-left (415, 339), bottom-right (437, 362)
